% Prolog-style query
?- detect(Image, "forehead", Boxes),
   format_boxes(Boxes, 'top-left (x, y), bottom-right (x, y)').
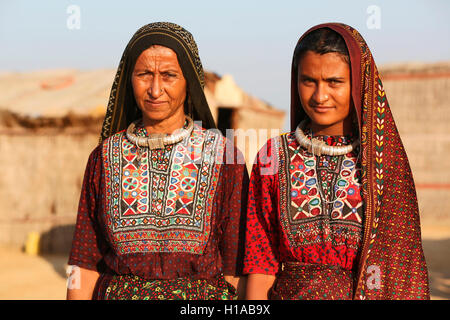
top-left (135, 45), bottom-right (181, 67)
top-left (298, 51), bottom-right (349, 75)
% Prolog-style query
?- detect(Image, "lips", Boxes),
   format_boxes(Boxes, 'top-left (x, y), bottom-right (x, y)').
top-left (144, 100), bottom-right (167, 107)
top-left (313, 105), bottom-right (334, 113)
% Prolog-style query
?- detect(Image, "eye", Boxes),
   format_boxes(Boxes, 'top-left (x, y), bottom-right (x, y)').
top-left (301, 78), bottom-right (315, 86)
top-left (328, 79), bottom-right (344, 85)
top-left (162, 72), bottom-right (177, 78)
top-left (136, 71), bottom-right (150, 77)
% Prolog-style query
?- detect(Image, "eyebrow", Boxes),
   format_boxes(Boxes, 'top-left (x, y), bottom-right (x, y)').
top-left (133, 68), bottom-right (180, 73)
top-left (325, 77), bottom-right (346, 81)
top-left (299, 74), bottom-right (346, 81)
top-left (298, 74), bottom-right (315, 80)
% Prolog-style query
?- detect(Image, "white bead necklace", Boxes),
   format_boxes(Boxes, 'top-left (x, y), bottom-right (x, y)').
top-left (126, 116), bottom-right (194, 150)
top-left (295, 120), bottom-right (359, 156)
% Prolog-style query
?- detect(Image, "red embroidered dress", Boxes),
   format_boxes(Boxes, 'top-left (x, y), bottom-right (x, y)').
top-left (244, 132), bottom-right (363, 280)
top-left (245, 22), bottom-right (429, 300)
top-left (68, 123), bottom-right (248, 298)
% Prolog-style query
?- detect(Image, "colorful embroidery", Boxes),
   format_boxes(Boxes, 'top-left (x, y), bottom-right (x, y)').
top-left (278, 133), bottom-right (363, 250)
top-left (358, 73), bottom-right (386, 299)
top-left (102, 274), bottom-right (237, 300)
top-left (102, 124), bottom-right (224, 255)
top-left (269, 262), bottom-right (353, 300)
top-left (338, 23), bottom-right (429, 299)
top-left (243, 136), bottom-right (363, 276)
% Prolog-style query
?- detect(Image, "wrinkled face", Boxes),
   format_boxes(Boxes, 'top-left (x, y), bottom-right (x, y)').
top-left (131, 45), bottom-right (187, 127)
top-left (297, 50), bottom-right (352, 135)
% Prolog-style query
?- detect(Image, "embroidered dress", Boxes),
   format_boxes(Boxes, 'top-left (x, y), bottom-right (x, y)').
top-left (244, 133), bottom-right (362, 299)
top-left (69, 123), bottom-right (247, 299)
top-left (244, 23), bottom-right (429, 300)
top-left (68, 22), bottom-right (248, 300)
top-left (99, 274), bottom-right (236, 300)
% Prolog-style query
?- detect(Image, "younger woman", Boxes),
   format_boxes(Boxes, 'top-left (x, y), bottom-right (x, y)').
top-left (244, 23), bottom-right (429, 300)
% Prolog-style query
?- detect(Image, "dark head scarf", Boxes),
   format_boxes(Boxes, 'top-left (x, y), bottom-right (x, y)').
top-left (100, 22), bottom-right (216, 142)
top-left (290, 23), bottom-right (429, 299)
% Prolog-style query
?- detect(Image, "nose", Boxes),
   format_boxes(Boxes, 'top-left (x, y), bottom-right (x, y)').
top-left (148, 75), bottom-right (163, 99)
top-left (312, 83), bottom-right (329, 105)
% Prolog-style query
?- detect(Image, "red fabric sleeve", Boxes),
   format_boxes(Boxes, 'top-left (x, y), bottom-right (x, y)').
top-left (68, 145), bottom-right (109, 272)
top-left (218, 141), bottom-right (249, 276)
top-left (243, 138), bottom-right (281, 275)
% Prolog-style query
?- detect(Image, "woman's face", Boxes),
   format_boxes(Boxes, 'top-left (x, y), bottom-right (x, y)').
top-left (297, 50), bottom-right (352, 136)
top-left (131, 45), bottom-right (187, 130)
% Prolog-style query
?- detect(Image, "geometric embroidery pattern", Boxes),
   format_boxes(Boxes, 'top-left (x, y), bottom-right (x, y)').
top-left (102, 124), bottom-right (224, 255)
top-left (278, 133), bottom-right (363, 249)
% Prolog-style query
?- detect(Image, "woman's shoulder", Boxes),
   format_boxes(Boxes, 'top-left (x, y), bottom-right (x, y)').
top-left (84, 143), bottom-right (103, 166)
top-left (89, 130), bottom-right (126, 161)
top-left (96, 130), bottom-right (127, 153)
top-left (101, 130), bottom-right (127, 144)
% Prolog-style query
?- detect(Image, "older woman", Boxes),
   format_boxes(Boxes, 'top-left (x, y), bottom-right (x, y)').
top-left (244, 23), bottom-right (429, 300)
top-left (67, 22), bottom-right (248, 300)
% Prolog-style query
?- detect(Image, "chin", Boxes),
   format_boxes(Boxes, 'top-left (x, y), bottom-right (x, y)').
top-left (142, 112), bottom-right (169, 123)
top-left (308, 116), bottom-right (338, 127)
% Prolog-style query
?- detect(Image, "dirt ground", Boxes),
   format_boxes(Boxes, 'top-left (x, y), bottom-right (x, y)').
top-left (0, 247), bottom-right (67, 300)
top-left (0, 225), bottom-right (448, 300)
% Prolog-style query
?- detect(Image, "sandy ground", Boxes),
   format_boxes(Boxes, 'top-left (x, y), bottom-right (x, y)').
top-left (0, 247), bottom-right (67, 300)
top-left (420, 226), bottom-right (450, 300)
top-left (0, 225), bottom-right (448, 300)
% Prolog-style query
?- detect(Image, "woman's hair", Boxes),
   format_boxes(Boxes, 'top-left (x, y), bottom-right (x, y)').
top-left (293, 28), bottom-right (350, 72)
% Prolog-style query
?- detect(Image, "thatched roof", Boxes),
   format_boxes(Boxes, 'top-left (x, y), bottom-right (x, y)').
top-left (0, 69), bottom-right (114, 118)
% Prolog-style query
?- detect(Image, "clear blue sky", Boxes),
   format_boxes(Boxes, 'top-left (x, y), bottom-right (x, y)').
top-left (1, 0), bottom-right (449, 130)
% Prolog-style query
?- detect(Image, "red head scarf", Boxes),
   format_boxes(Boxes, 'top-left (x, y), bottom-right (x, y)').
top-left (291, 23), bottom-right (429, 299)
